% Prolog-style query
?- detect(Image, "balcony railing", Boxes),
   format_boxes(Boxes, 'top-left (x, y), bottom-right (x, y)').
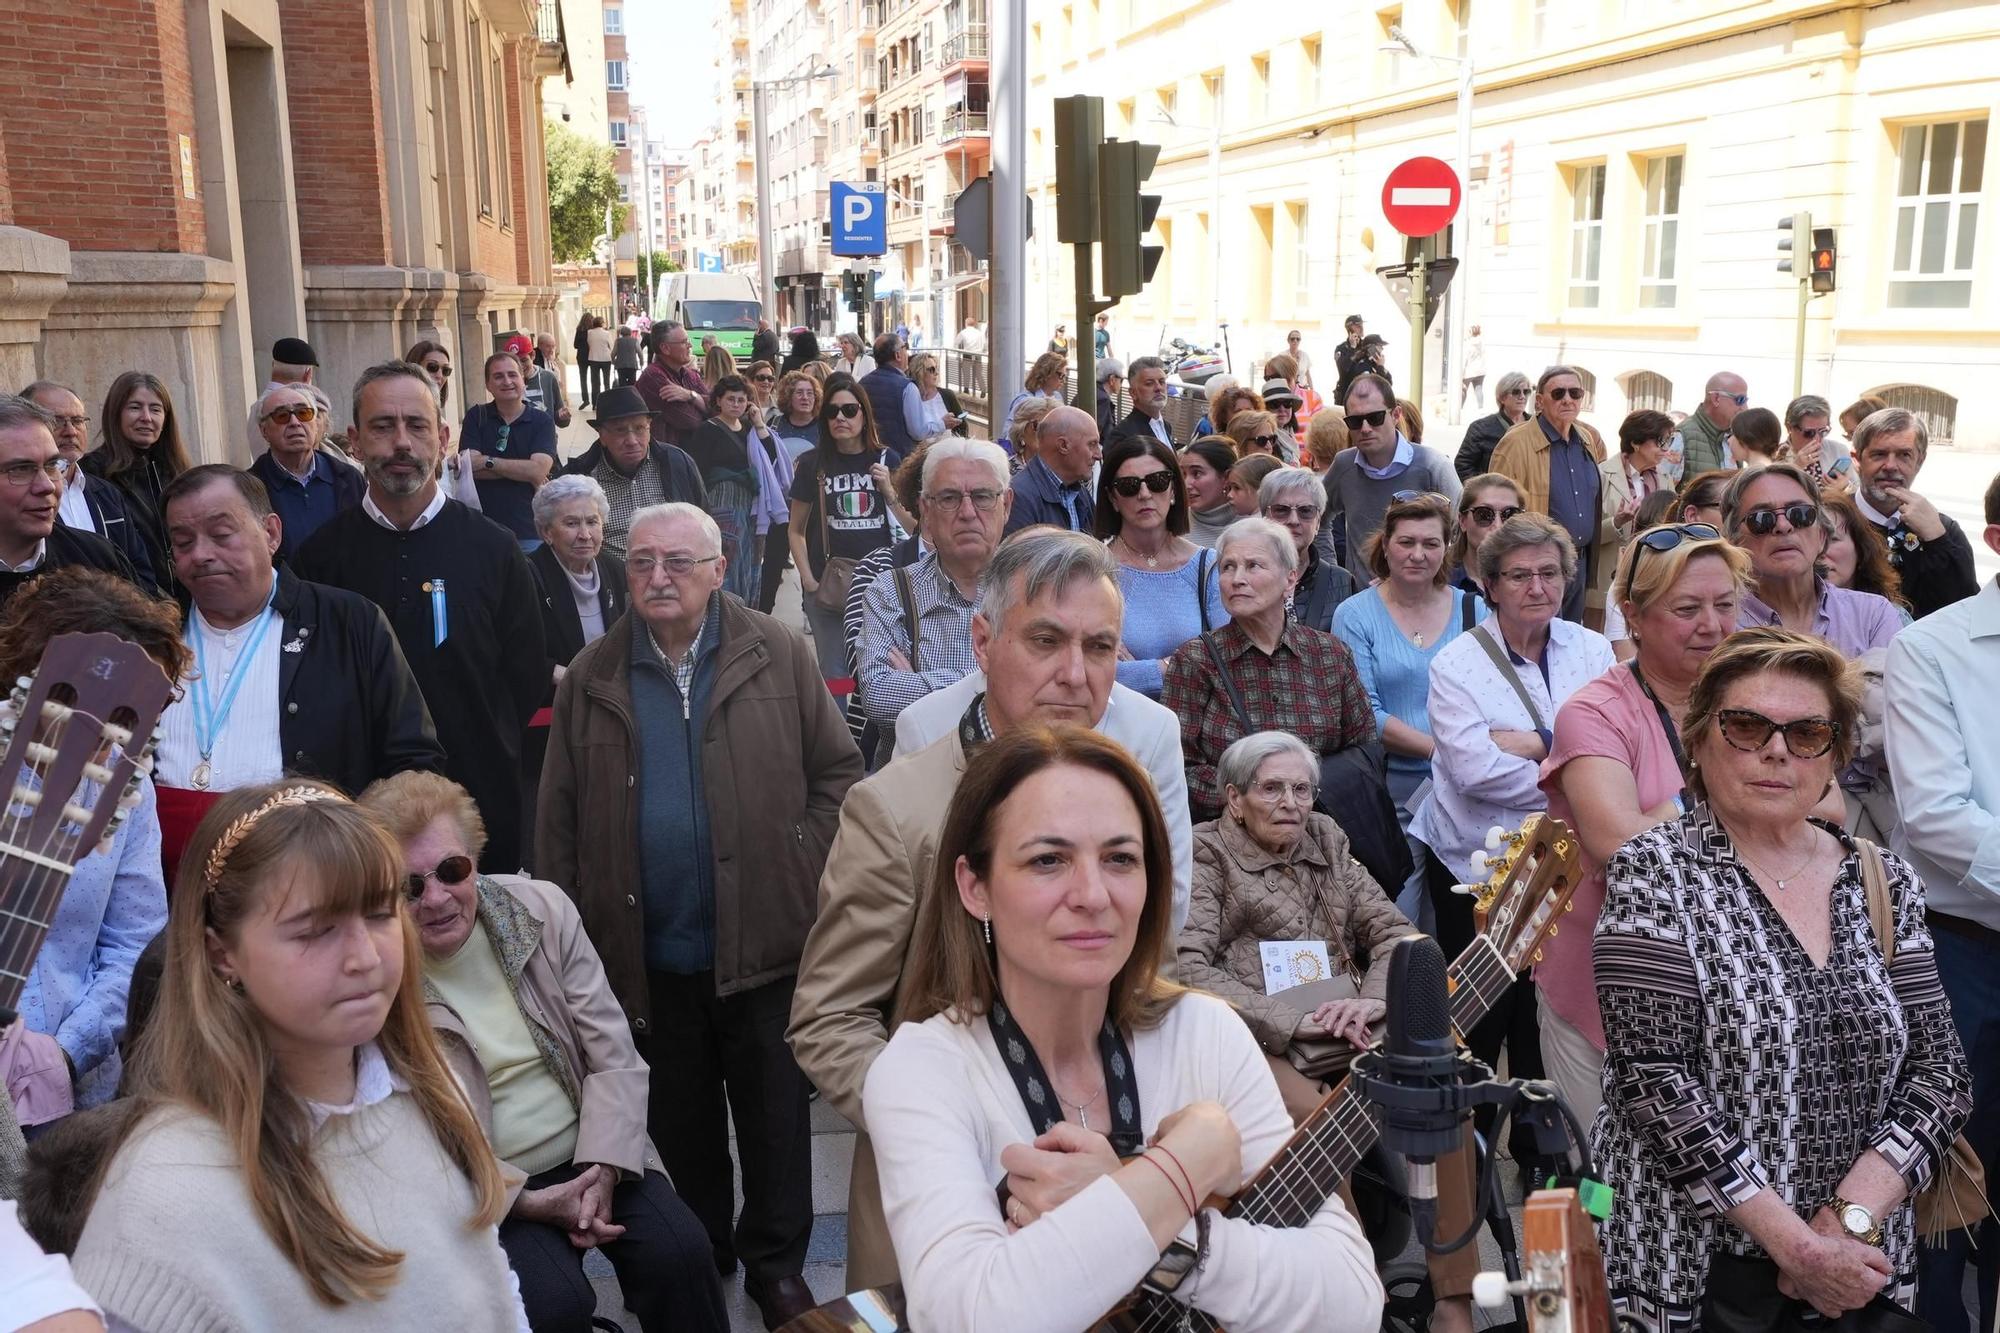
top-left (860, 0), bottom-right (883, 27)
top-left (940, 108), bottom-right (989, 142)
top-left (942, 26), bottom-right (987, 65)
top-left (536, 0), bottom-right (560, 44)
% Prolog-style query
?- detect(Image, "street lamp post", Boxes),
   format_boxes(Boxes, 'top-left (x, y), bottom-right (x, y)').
top-left (753, 64), bottom-right (837, 329)
top-left (1387, 26), bottom-right (1474, 421)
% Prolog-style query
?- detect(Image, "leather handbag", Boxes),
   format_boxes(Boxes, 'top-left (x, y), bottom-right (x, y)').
top-left (1282, 975), bottom-right (1377, 1081)
top-left (1699, 1251), bottom-right (1929, 1333)
top-left (1858, 838), bottom-right (1991, 1243)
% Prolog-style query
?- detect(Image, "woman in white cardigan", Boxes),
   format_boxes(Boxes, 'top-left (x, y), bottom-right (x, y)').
top-left (862, 726), bottom-right (1382, 1333)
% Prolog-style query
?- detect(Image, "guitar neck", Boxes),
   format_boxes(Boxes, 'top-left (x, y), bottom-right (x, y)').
top-left (1224, 935), bottom-right (1515, 1228)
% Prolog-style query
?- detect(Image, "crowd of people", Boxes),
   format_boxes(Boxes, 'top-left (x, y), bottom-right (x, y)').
top-left (0, 318), bottom-right (1996, 1333)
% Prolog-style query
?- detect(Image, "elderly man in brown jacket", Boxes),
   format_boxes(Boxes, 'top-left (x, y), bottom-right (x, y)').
top-left (1488, 364), bottom-right (1606, 624)
top-left (537, 501), bottom-right (861, 1331)
top-left (787, 528), bottom-right (1134, 1292)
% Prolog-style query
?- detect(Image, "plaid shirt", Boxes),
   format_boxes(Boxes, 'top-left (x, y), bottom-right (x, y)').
top-left (1161, 618), bottom-right (1376, 819)
top-left (594, 451), bottom-right (667, 559)
top-left (856, 553), bottom-right (981, 728)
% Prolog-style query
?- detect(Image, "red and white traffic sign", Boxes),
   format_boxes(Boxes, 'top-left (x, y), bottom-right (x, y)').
top-left (1381, 157), bottom-right (1462, 238)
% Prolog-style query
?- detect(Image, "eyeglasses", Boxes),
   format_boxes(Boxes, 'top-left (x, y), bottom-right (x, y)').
top-left (828, 402), bottom-right (864, 420)
top-left (1741, 502), bottom-right (1819, 537)
top-left (753, 374), bottom-right (775, 384)
top-left (1714, 708), bottom-right (1839, 759)
top-left (926, 487), bottom-right (1004, 512)
top-left (0, 458), bottom-right (70, 487)
top-left (1390, 489), bottom-right (1439, 504)
top-left (1715, 392), bottom-right (1750, 407)
top-left (47, 414), bottom-right (89, 430)
top-left (1799, 426), bottom-right (1831, 441)
top-left (629, 553), bottom-right (721, 578)
top-left (1110, 471), bottom-right (1175, 498)
top-left (1636, 522), bottom-right (1721, 552)
top-left (1265, 503), bottom-right (1320, 521)
top-left (262, 404), bottom-right (319, 424)
top-left (1247, 778), bottom-right (1318, 805)
top-left (1545, 386), bottom-right (1586, 402)
top-left (1496, 565), bottom-right (1565, 588)
top-left (404, 854), bottom-right (474, 902)
top-left (1502, 388), bottom-right (1531, 399)
top-left (1344, 409), bottom-right (1389, 430)
top-left (1249, 434), bottom-right (1281, 448)
top-left (423, 363), bottom-right (453, 380)
top-left (1466, 503), bottom-right (1524, 525)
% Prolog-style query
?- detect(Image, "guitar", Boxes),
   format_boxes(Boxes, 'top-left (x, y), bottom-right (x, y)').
top-left (0, 633), bottom-right (173, 1026)
top-left (1472, 1189), bottom-right (1612, 1333)
top-left (779, 813), bottom-right (1582, 1333)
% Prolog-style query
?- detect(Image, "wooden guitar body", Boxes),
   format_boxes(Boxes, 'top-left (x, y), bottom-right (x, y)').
top-left (1519, 1190), bottom-right (1612, 1333)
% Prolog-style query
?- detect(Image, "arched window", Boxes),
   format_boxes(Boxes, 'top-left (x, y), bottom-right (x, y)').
top-left (1619, 370), bottom-right (1674, 414)
top-left (1865, 383), bottom-right (1959, 447)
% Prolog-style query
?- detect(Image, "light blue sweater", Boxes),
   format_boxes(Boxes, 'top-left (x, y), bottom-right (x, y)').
top-left (1116, 550), bottom-right (1230, 698)
top-left (1333, 585), bottom-right (1487, 779)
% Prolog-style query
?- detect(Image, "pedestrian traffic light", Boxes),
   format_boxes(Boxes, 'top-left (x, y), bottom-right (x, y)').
top-left (1099, 137), bottom-right (1163, 299)
top-left (1810, 227), bottom-right (1837, 294)
top-left (1776, 210), bottom-right (1812, 276)
top-left (841, 271), bottom-right (875, 310)
top-left (1053, 95), bottom-right (1103, 246)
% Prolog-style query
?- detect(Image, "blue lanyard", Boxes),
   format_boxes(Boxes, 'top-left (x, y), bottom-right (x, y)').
top-left (189, 587), bottom-right (278, 762)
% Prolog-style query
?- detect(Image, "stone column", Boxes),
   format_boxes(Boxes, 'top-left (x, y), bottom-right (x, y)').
top-left (0, 227), bottom-right (70, 390)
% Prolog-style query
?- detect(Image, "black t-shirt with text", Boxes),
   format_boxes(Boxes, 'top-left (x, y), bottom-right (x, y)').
top-left (789, 446), bottom-right (901, 575)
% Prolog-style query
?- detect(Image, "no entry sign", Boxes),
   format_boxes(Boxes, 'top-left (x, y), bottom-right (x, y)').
top-left (1381, 157), bottom-right (1462, 238)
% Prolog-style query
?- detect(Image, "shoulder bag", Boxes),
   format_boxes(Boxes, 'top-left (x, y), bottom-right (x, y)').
top-left (811, 450), bottom-right (885, 613)
top-left (1859, 837), bottom-right (1990, 1243)
top-left (1471, 621), bottom-right (1547, 732)
top-left (1194, 548), bottom-right (1213, 633)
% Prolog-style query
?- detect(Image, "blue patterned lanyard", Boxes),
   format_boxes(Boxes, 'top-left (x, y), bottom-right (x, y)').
top-left (189, 586), bottom-right (278, 770)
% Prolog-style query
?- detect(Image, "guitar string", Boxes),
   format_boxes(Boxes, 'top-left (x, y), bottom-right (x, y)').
top-left (0, 700), bottom-right (83, 988)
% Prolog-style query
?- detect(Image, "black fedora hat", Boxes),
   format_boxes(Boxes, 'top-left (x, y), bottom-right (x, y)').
top-left (590, 385), bottom-right (652, 427)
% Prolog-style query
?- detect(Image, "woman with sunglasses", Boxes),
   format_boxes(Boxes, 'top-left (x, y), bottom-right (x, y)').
top-left (788, 374), bottom-right (905, 680)
top-left (1592, 629), bottom-right (1969, 1333)
top-left (1449, 473), bottom-right (1524, 600)
top-left (907, 352), bottom-right (964, 439)
top-left (359, 772), bottom-right (728, 1333)
top-left (1785, 395), bottom-right (1848, 491)
top-left (739, 361), bottom-right (799, 615)
top-left (1722, 465), bottom-right (1902, 658)
top-left (1095, 436), bottom-right (1227, 700)
top-left (1454, 371), bottom-right (1533, 480)
top-left (1226, 410), bottom-right (1284, 461)
top-left (1537, 524), bottom-right (1752, 1124)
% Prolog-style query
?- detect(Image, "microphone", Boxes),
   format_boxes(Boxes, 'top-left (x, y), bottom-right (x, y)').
top-left (1355, 934), bottom-right (1466, 1248)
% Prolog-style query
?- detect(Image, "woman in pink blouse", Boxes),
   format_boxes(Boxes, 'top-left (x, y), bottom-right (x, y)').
top-left (1538, 525), bottom-right (1752, 1122)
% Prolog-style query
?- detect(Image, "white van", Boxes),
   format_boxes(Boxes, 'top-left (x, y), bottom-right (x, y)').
top-left (657, 272), bottom-right (763, 360)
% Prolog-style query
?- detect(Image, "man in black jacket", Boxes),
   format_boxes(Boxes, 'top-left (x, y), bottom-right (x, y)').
top-left (22, 380), bottom-right (157, 589)
top-left (157, 464), bottom-right (442, 800)
top-left (560, 385), bottom-right (707, 559)
top-left (1851, 407), bottom-right (1979, 620)
top-left (1113, 356), bottom-right (1173, 447)
top-left (0, 394), bottom-right (138, 609)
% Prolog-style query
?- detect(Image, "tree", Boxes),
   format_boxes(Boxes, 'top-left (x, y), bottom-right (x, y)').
top-left (630, 250), bottom-right (681, 306)
top-left (545, 121), bottom-right (628, 265)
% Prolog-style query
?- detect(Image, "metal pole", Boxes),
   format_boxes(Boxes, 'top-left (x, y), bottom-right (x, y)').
top-left (1793, 275), bottom-right (1809, 399)
top-left (753, 81), bottom-right (776, 323)
top-left (1407, 241), bottom-right (1428, 409)
top-left (1208, 116), bottom-right (1222, 360)
top-left (1447, 57), bottom-right (1473, 422)
top-left (991, 0), bottom-right (1028, 436)
top-left (1073, 242), bottom-right (1099, 411)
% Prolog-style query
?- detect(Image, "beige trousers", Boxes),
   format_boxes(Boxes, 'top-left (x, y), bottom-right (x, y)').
top-left (1535, 995), bottom-right (1606, 1134)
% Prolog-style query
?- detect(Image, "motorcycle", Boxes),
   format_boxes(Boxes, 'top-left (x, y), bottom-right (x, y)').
top-left (1160, 332), bottom-right (1229, 389)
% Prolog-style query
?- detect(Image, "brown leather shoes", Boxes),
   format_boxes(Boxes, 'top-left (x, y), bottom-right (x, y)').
top-left (746, 1273), bottom-right (817, 1330)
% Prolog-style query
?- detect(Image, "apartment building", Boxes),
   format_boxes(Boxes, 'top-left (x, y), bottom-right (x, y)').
top-left (820, 0), bottom-right (886, 336)
top-left (1025, 0), bottom-right (2000, 446)
top-left (757, 0), bottom-right (836, 328)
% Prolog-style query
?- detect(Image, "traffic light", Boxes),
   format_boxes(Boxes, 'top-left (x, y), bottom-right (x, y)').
top-left (1098, 137), bottom-right (1163, 298)
top-left (1776, 210), bottom-right (1812, 276)
top-left (840, 271), bottom-right (875, 310)
top-left (1810, 227), bottom-right (1837, 294)
top-left (1053, 95), bottom-right (1103, 246)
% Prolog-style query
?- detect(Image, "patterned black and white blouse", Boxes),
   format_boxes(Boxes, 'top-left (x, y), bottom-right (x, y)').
top-left (1590, 807), bottom-right (1970, 1333)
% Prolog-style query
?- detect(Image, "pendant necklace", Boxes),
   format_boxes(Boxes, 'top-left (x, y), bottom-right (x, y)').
top-left (1740, 835), bottom-right (1817, 891)
top-left (1119, 536), bottom-right (1161, 569)
top-left (1055, 1081), bottom-right (1104, 1131)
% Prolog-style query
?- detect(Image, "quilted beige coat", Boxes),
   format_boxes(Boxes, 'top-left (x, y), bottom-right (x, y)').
top-left (1177, 811), bottom-right (1414, 1056)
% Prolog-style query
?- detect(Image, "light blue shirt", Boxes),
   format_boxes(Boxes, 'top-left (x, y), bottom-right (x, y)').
top-left (1334, 585), bottom-right (1487, 779)
top-left (1115, 553), bottom-right (1230, 698)
top-left (1356, 435), bottom-right (1415, 481)
top-left (1887, 577), bottom-right (2000, 927)
top-left (15, 776), bottom-right (166, 1107)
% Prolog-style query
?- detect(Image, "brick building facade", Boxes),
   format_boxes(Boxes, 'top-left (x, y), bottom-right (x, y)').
top-left (0, 0), bottom-right (566, 459)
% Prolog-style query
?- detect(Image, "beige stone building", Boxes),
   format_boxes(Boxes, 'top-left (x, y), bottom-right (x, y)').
top-left (1024, 0), bottom-right (2000, 447)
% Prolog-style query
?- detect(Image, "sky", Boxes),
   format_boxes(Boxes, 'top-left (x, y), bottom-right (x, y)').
top-left (624, 0), bottom-right (721, 146)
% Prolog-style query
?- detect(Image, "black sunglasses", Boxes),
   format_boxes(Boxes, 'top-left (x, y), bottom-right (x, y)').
top-left (405, 854), bottom-right (475, 902)
top-left (1637, 522), bottom-right (1721, 551)
top-left (1545, 386), bottom-right (1586, 401)
top-left (1742, 503), bottom-right (1819, 537)
top-left (828, 402), bottom-right (864, 420)
top-left (1249, 433), bottom-right (1281, 448)
top-left (1344, 409), bottom-right (1389, 430)
top-left (1715, 708), bottom-right (1840, 759)
top-left (1466, 503), bottom-right (1524, 525)
top-left (1110, 470), bottom-right (1176, 498)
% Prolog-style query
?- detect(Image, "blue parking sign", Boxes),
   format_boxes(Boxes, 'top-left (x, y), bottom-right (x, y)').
top-left (830, 181), bottom-right (887, 258)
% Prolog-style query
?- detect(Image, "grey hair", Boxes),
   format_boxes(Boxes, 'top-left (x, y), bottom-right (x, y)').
top-left (976, 528), bottom-right (1120, 633)
top-left (350, 360), bottom-right (439, 430)
top-left (0, 393), bottom-right (55, 436)
top-left (1217, 730), bottom-right (1318, 800)
top-left (247, 384), bottom-right (313, 454)
top-left (920, 437), bottom-right (1010, 494)
top-left (532, 473), bottom-right (610, 532)
top-left (1719, 462), bottom-right (1836, 548)
top-left (629, 501), bottom-right (722, 555)
top-left (1127, 356), bottom-right (1166, 379)
top-left (1493, 370), bottom-right (1531, 402)
top-left (1851, 406), bottom-right (1928, 462)
top-left (1215, 515), bottom-right (1299, 577)
top-left (1475, 512), bottom-right (1577, 586)
top-left (1783, 394), bottom-right (1831, 431)
top-left (1257, 465), bottom-right (1324, 512)
top-left (1096, 357), bottom-right (1126, 385)
top-left (1009, 395), bottom-right (1061, 451)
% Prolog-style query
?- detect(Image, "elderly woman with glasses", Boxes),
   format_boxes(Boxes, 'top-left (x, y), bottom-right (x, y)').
top-left (1259, 465), bottom-right (1355, 633)
top-left (1162, 517), bottom-right (1375, 822)
top-left (1724, 464), bottom-right (1902, 657)
top-left (1592, 629), bottom-right (1970, 1333)
top-left (1096, 435), bottom-right (1227, 699)
top-left (1785, 394), bottom-right (1847, 491)
top-left (1455, 370), bottom-right (1534, 480)
top-left (359, 772), bottom-right (729, 1333)
top-left (1536, 524), bottom-right (1753, 1124)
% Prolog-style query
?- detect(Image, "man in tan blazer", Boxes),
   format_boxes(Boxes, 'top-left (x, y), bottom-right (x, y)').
top-left (787, 529), bottom-right (1132, 1291)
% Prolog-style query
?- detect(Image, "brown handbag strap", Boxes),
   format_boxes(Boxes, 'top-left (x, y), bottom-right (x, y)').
top-left (1858, 837), bottom-right (1895, 967)
top-left (1471, 622), bottom-right (1547, 732)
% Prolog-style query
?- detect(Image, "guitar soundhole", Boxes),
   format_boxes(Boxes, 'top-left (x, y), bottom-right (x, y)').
top-left (106, 705), bottom-right (139, 734)
top-left (46, 682), bottom-right (77, 708)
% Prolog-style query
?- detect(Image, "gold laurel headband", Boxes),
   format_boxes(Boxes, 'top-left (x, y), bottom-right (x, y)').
top-left (203, 785), bottom-right (347, 890)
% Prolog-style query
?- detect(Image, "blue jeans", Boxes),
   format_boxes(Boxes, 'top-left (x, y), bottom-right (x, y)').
top-left (1918, 922), bottom-right (2000, 1333)
top-left (1386, 766), bottom-right (1434, 934)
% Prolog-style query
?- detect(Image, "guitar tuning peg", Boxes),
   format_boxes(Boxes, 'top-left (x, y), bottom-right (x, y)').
top-left (1450, 881), bottom-right (1479, 896)
top-left (1468, 849), bottom-right (1489, 874)
top-left (1544, 924), bottom-right (1558, 938)
top-left (1485, 826), bottom-right (1508, 851)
